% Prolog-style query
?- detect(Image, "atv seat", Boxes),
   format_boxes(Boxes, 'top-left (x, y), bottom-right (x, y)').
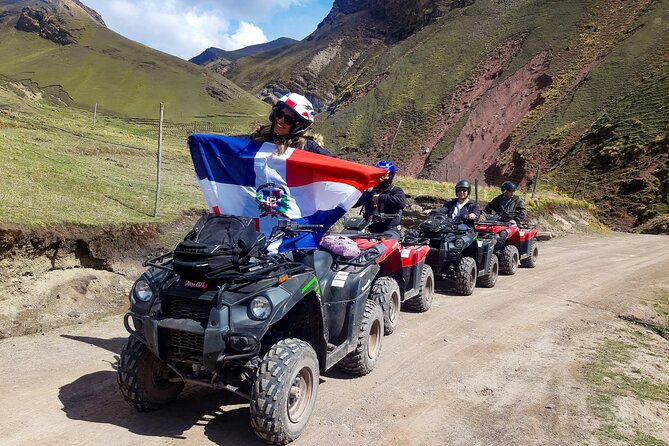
top-left (355, 239), bottom-right (379, 251)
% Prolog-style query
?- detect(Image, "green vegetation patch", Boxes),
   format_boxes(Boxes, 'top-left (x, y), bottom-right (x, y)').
top-left (584, 291), bottom-right (669, 444)
top-left (0, 83), bottom-right (265, 226)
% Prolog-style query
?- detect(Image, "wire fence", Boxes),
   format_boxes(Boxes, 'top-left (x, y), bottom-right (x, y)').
top-left (116, 118), bottom-right (244, 138)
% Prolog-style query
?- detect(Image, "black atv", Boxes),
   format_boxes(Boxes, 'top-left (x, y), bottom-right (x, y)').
top-left (403, 213), bottom-right (498, 296)
top-left (117, 214), bottom-right (388, 445)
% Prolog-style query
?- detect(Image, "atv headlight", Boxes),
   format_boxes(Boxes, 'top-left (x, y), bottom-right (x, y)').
top-left (250, 296), bottom-right (272, 320)
top-left (133, 279), bottom-right (154, 302)
top-left (499, 230), bottom-right (509, 239)
top-left (454, 238), bottom-right (465, 249)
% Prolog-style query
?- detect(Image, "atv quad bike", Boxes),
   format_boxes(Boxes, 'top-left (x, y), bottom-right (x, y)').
top-left (403, 213), bottom-right (498, 296)
top-left (475, 214), bottom-right (538, 275)
top-left (117, 215), bottom-right (388, 445)
top-left (335, 212), bottom-right (434, 335)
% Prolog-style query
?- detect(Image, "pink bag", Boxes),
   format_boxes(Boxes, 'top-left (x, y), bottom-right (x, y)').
top-left (320, 235), bottom-right (361, 258)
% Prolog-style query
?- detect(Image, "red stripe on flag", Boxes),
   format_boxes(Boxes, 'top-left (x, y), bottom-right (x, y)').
top-left (286, 149), bottom-right (386, 190)
top-left (212, 206), bottom-right (221, 215)
top-left (253, 218), bottom-right (260, 231)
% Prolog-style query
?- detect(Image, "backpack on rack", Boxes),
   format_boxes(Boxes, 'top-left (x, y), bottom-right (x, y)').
top-left (172, 214), bottom-right (264, 279)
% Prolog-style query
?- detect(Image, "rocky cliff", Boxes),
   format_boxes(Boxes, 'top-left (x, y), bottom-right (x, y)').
top-left (225, 0), bottom-right (668, 230)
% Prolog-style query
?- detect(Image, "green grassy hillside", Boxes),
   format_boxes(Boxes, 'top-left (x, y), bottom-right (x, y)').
top-left (0, 0), bottom-right (269, 120)
top-left (0, 78), bottom-right (595, 229)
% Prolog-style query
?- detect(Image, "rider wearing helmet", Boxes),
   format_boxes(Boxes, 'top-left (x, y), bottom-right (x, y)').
top-left (249, 92), bottom-right (333, 157)
top-left (484, 181), bottom-right (527, 224)
top-left (353, 160), bottom-right (406, 241)
top-left (431, 180), bottom-right (480, 227)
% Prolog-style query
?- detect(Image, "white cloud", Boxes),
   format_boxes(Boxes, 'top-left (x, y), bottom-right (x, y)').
top-left (81, 0), bottom-right (298, 59)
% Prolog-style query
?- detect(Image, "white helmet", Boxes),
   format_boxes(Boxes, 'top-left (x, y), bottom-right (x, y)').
top-left (272, 93), bottom-right (315, 136)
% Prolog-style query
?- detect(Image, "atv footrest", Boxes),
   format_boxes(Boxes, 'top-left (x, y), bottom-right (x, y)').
top-left (325, 341), bottom-right (351, 369)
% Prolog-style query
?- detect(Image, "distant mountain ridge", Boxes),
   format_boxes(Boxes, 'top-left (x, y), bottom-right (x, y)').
top-left (190, 37), bottom-right (297, 65)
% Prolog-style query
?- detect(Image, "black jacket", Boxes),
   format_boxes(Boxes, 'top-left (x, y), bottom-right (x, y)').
top-left (354, 184), bottom-right (406, 234)
top-left (433, 199), bottom-right (481, 226)
top-left (484, 194), bottom-right (527, 222)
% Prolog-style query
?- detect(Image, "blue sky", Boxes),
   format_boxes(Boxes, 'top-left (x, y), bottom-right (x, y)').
top-left (82, 0), bottom-right (334, 60)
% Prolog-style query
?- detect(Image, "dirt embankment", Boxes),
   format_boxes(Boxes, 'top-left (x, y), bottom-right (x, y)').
top-left (0, 212), bottom-right (203, 338)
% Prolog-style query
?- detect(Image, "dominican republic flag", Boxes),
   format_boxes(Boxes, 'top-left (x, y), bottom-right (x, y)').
top-left (188, 134), bottom-right (387, 251)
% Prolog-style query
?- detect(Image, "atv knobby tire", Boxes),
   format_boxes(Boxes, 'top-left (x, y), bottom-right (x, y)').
top-left (499, 245), bottom-right (519, 275)
top-left (477, 253), bottom-right (499, 288)
top-left (250, 338), bottom-right (319, 445)
top-left (337, 299), bottom-right (383, 376)
top-left (117, 336), bottom-right (185, 411)
top-left (520, 238), bottom-right (538, 268)
top-left (404, 265), bottom-right (434, 312)
top-left (455, 257), bottom-right (477, 296)
top-left (370, 276), bottom-right (401, 335)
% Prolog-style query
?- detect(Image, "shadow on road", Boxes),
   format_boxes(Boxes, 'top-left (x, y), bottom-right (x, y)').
top-left (59, 370), bottom-right (264, 445)
top-left (60, 334), bottom-right (127, 355)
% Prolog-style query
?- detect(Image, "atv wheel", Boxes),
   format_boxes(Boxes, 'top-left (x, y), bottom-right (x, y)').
top-left (477, 254), bottom-right (499, 288)
top-left (337, 299), bottom-right (383, 376)
top-left (404, 265), bottom-right (434, 312)
top-left (454, 257), bottom-right (477, 296)
top-left (250, 339), bottom-right (319, 445)
top-left (499, 245), bottom-right (519, 275)
top-left (370, 276), bottom-right (401, 335)
top-left (117, 336), bottom-right (184, 411)
top-left (520, 238), bottom-right (538, 268)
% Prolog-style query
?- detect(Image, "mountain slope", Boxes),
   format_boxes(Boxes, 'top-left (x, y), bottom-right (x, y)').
top-left (0, 0), bottom-right (268, 119)
top-left (227, 0), bottom-right (669, 230)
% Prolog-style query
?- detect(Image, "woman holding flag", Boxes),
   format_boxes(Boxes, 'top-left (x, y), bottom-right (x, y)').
top-left (249, 92), bottom-right (334, 157)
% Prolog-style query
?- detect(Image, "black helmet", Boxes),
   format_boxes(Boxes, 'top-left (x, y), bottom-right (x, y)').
top-left (501, 181), bottom-right (517, 193)
top-left (455, 180), bottom-right (471, 193)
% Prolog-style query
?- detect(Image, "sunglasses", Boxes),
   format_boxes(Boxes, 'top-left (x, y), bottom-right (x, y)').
top-left (456, 188), bottom-right (469, 193)
top-left (274, 108), bottom-right (301, 126)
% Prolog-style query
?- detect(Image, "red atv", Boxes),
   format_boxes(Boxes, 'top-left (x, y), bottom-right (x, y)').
top-left (475, 214), bottom-right (538, 275)
top-left (333, 213), bottom-right (435, 335)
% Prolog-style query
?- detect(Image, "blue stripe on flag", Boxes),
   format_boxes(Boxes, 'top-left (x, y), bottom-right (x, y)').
top-left (188, 134), bottom-right (262, 187)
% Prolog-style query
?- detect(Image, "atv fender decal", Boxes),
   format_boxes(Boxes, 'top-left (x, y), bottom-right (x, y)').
top-left (401, 248), bottom-right (411, 258)
top-left (301, 277), bottom-right (320, 296)
top-left (477, 240), bottom-right (483, 247)
top-left (332, 271), bottom-right (350, 288)
top-left (361, 278), bottom-right (371, 293)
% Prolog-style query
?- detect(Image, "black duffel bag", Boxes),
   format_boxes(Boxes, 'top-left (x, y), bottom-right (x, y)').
top-left (172, 214), bottom-right (264, 279)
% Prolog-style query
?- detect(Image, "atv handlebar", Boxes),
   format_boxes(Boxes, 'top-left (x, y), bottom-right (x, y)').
top-left (275, 220), bottom-right (324, 233)
top-left (370, 213), bottom-right (401, 223)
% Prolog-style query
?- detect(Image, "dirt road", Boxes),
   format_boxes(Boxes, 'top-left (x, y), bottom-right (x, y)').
top-left (1, 233), bottom-right (668, 446)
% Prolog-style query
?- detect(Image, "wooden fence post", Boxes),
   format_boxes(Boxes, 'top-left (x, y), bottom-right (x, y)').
top-left (154, 103), bottom-right (164, 218)
top-left (571, 178), bottom-right (582, 199)
top-left (474, 178), bottom-right (479, 203)
top-left (388, 119), bottom-right (402, 159)
top-left (93, 103), bottom-right (97, 127)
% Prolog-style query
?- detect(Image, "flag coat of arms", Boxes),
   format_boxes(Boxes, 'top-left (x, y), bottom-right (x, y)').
top-left (188, 134), bottom-right (387, 251)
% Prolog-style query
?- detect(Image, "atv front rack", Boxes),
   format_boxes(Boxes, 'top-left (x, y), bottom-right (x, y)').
top-left (142, 251), bottom-right (309, 283)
